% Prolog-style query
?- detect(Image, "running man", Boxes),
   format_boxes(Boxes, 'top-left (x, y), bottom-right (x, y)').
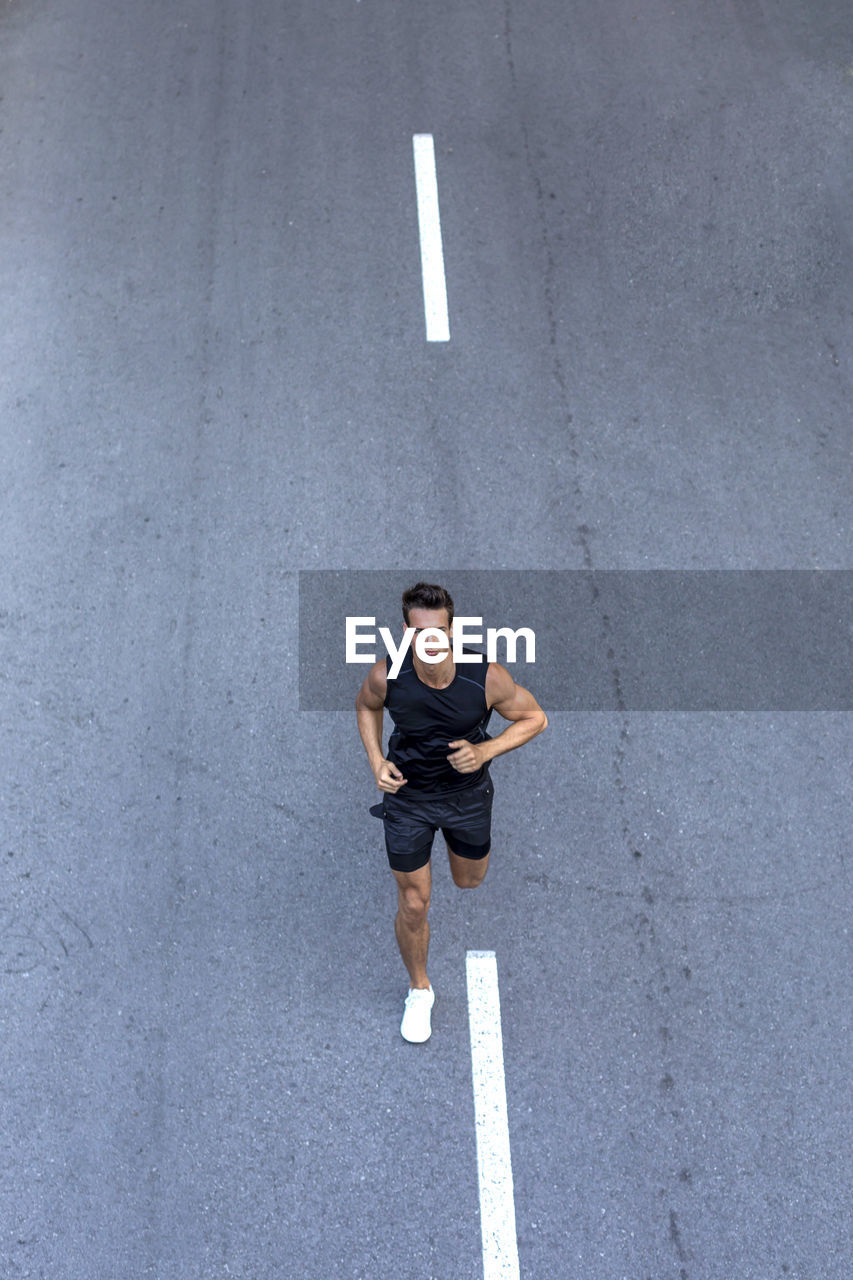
top-left (356, 582), bottom-right (548, 1042)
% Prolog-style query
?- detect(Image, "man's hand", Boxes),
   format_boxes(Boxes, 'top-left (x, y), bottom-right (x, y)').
top-left (447, 740), bottom-right (485, 773)
top-left (374, 759), bottom-right (408, 793)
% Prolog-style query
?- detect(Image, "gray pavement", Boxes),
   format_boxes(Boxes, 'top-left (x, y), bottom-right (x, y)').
top-left (1, 1), bottom-right (851, 1277)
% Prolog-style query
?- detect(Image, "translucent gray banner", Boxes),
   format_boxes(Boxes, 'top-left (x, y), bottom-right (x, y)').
top-left (298, 570), bottom-right (852, 711)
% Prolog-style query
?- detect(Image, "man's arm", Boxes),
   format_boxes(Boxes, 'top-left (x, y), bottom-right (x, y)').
top-left (355, 661), bottom-right (408, 793)
top-left (447, 663), bottom-right (547, 774)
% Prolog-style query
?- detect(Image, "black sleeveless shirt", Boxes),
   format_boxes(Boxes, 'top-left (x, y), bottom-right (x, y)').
top-left (384, 647), bottom-right (492, 793)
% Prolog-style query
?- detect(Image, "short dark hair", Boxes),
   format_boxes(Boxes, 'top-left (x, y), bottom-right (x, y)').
top-left (402, 581), bottom-right (454, 627)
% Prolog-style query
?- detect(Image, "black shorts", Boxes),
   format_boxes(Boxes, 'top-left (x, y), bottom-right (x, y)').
top-left (378, 773), bottom-right (494, 874)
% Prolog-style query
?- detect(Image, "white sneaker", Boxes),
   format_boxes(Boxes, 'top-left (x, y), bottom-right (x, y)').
top-left (401, 986), bottom-right (435, 1043)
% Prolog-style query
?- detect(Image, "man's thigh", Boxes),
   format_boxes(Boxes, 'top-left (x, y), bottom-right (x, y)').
top-left (440, 773), bottom-right (494, 860)
top-left (392, 860), bottom-right (433, 904)
top-left (446, 845), bottom-right (490, 887)
top-left (382, 793), bottom-right (436, 873)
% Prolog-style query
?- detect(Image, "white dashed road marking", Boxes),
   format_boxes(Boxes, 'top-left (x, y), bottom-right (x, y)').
top-left (412, 133), bottom-right (451, 342)
top-left (466, 950), bottom-right (520, 1280)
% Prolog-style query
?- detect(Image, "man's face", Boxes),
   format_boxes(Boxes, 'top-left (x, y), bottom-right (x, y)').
top-left (406, 607), bottom-right (452, 660)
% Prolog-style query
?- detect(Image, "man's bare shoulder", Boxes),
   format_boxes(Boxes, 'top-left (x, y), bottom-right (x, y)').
top-left (359, 658), bottom-right (388, 708)
top-left (484, 661), bottom-right (516, 708)
top-left (356, 659), bottom-right (387, 709)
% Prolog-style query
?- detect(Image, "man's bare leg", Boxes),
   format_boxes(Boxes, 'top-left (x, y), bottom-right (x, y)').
top-left (447, 845), bottom-right (490, 889)
top-left (393, 862), bottom-right (432, 989)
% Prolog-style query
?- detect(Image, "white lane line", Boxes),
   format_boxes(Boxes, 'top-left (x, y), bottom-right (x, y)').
top-left (466, 950), bottom-right (520, 1280)
top-left (412, 133), bottom-right (450, 342)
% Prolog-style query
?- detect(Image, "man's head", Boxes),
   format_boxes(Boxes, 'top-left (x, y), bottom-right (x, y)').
top-left (402, 582), bottom-right (454, 661)
top-left (401, 582), bottom-right (454, 629)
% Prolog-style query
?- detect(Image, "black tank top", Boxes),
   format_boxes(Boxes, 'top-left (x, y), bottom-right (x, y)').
top-left (384, 648), bottom-right (492, 793)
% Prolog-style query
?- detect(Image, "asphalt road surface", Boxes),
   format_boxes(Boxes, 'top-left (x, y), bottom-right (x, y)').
top-left (1, 1), bottom-right (851, 1277)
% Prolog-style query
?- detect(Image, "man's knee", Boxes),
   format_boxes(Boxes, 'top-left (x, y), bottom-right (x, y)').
top-left (451, 869), bottom-right (485, 889)
top-left (398, 883), bottom-right (430, 926)
top-left (448, 853), bottom-right (490, 889)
